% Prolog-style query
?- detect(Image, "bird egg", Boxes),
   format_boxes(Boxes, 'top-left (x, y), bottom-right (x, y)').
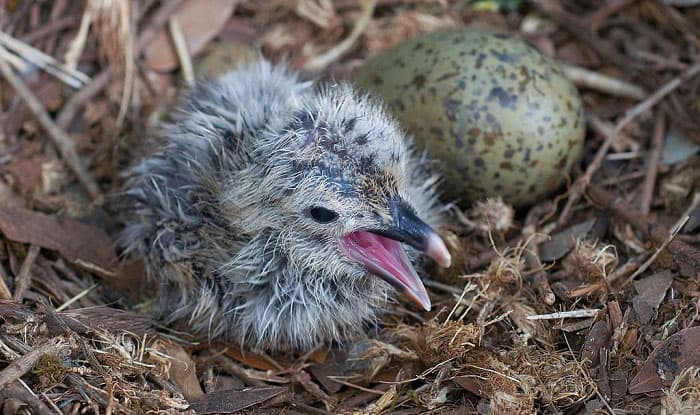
top-left (354, 29), bottom-right (585, 207)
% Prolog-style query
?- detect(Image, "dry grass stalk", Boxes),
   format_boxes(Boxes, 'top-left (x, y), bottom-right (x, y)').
top-left (87, 0), bottom-right (134, 127)
top-left (392, 319), bottom-right (480, 366)
top-left (294, 0), bottom-right (337, 28)
top-left (563, 238), bottom-right (618, 281)
top-left (303, 0), bottom-right (376, 71)
top-left (661, 367), bottom-right (700, 415)
top-left (482, 236), bottom-right (531, 288)
top-left (0, 48), bottom-right (102, 199)
top-left (510, 346), bottom-right (595, 408)
top-left (490, 391), bottom-right (536, 415)
top-left (0, 31), bottom-right (90, 88)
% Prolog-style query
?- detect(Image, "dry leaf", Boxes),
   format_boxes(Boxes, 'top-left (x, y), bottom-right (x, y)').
top-left (629, 326), bottom-right (700, 394)
top-left (144, 0), bottom-right (237, 72)
top-left (632, 271), bottom-right (674, 325)
top-left (154, 340), bottom-right (203, 401)
top-left (188, 386), bottom-right (286, 414)
top-left (0, 203), bottom-right (117, 276)
top-left (539, 218), bottom-right (601, 262)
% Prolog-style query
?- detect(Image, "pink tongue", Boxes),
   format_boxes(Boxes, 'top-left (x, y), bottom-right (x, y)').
top-left (339, 231), bottom-right (431, 311)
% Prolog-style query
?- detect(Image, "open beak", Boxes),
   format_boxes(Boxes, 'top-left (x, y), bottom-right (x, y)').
top-left (339, 200), bottom-right (452, 311)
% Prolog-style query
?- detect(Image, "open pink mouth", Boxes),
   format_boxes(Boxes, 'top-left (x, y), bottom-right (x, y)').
top-left (339, 230), bottom-right (434, 310)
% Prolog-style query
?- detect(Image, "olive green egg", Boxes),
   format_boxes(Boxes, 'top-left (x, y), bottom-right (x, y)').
top-left (354, 29), bottom-right (585, 207)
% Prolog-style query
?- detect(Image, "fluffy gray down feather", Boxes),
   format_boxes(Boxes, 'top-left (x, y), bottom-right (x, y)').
top-left (119, 60), bottom-right (445, 351)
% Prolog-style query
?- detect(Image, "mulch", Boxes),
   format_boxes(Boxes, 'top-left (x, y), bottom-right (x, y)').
top-left (0, 1), bottom-right (699, 413)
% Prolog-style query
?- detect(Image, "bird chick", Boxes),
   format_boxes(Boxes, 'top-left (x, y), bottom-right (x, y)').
top-left (120, 60), bottom-right (451, 351)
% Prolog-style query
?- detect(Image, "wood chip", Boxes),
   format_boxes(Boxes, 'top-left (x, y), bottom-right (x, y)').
top-left (629, 326), bottom-right (700, 394)
top-left (188, 386), bottom-right (286, 414)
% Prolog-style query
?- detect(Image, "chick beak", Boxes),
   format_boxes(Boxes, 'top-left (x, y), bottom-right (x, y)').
top-left (339, 201), bottom-right (452, 311)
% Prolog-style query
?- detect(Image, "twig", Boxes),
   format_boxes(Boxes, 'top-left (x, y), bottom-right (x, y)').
top-left (0, 30), bottom-right (90, 88)
top-left (535, 0), bottom-right (631, 68)
top-left (0, 46), bottom-right (102, 200)
top-left (40, 389), bottom-right (64, 415)
top-left (561, 63), bottom-right (646, 100)
top-left (55, 284), bottom-right (97, 312)
top-left (136, 0), bottom-right (185, 52)
top-left (63, 6), bottom-right (92, 71)
top-left (586, 0), bottom-right (639, 32)
top-left (168, 17), bottom-right (194, 87)
top-left (587, 184), bottom-right (700, 277)
top-left (114, 0), bottom-right (135, 129)
top-left (0, 382), bottom-right (54, 415)
top-left (303, 0), bottom-right (376, 72)
top-left (558, 60), bottom-right (700, 226)
top-left (56, 0), bottom-right (184, 131)
top-left (639, 113), bottom-right (665, 215)
top-left (328, 377), bottom-right (389, 394)
top-left (12, 245), bottom-right (40, 302)
top-left (0, 263), bottom-right (12, 301)
top-left (605, 255), bottom-right (647, 286)
top-left (533, 273), bottom-right (555, 305)
top-left (526, 309), bottom-right (600, 320)
top-left (600, 171), bottom-right (646, 185)
top-left (21, 15), bottom-right (79, 44)
top-left (617, 61), bottom-right (700, 129)
top-left (623, 216), bottom-right (690, 286)
top-left (0, 339), bottom-right (68, 391)
top-left (588, 114), bottom-right (639, 153)
top-left (56, 70), bottom-right (111, 130)
top-left (522, 227), bottom-right (555, 305)
top-left (213, 355), bottom-right (266, 387)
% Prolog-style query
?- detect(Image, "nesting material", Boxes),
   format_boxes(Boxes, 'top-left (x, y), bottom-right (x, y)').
top-left (509, 346), bottom-right (595, 408)
top-left (661, 367), bottom-right (700, 415)
top-left (464, 197), bottom-right (515, 233)
top-left (393, 319), bottom-right (480, 365)
top-left (562, 238), bottom-right (618, 281)
top-left (489, 391), bottom-right (536, 415)
top-left (484, 240), bottom-right (528, 288)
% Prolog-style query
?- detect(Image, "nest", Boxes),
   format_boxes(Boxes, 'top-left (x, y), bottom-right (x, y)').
top-left (1, 0), bottom-right (699, 413)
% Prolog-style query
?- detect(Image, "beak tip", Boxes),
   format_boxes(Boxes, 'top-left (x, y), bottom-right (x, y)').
top-left (415, 292), bottom-right (432, 311)
top-left (426, 232), bottom-right (452, 268)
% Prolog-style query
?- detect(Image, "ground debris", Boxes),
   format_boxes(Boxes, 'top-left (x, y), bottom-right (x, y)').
top-left (1, 0), bottom-right (699, 413)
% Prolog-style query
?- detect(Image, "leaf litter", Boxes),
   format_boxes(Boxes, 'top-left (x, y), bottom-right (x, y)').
top-left (1, 0), bottom-right (700, 413)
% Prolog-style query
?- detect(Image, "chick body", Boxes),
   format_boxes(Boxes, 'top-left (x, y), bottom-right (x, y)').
top-left (120, 61), bottom-right (446, 350)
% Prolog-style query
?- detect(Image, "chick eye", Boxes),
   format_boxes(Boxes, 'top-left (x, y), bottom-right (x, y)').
top-left (309, 206), bottom-right (338, 224)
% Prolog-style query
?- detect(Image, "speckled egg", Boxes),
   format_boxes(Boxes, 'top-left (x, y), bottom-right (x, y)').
top-left (354, 29), bottom-right (585, 207)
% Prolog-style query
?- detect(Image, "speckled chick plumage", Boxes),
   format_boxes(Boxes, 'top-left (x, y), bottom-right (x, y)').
top-left (119, 60), bottom-right (444, 351)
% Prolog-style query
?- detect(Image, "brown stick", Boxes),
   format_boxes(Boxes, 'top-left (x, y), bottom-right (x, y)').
top-left (0, 48), bottom-right (102, 200)
top-left (0, 382), bottom-right (54, 415)
top-left (0, 262), bottom-right (12, 300)
top-left (586, 0), bottom-right (639, 32)
top-left (56, 0), bottom-right (185, 131)
top-left (0, 340), bottom-right (68, 391)
top-left (522, 227), bottom-right (555, 305)
top-left (534, 0), bottom-right (631, 68)
top-left (12, 245), bottom-right (40, 302)
top-left (559, 60), bottom-right (700, 226)
top-left (587, 184), bottom-right (700, 277)
top-left (56, 70), bottom-right (112, 130)
top-left (639, 113), bottom-right (665, 215)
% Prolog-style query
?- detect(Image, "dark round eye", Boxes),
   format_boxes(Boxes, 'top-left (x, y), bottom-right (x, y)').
top-left (309, 206), bottom-right (338, 224)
